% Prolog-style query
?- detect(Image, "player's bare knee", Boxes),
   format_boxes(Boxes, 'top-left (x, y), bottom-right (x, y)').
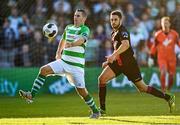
top-left (160, 68), bottom-right (166, 75)
top-left (39, 66), bottom-right (48, 76)
top-left (138, 87), bottom-right (146, 93)
top-left (76, 88), bottom-right (88, 98)
top-left (98, 75), bottom-right (106, 86)
top-left (138, 85), bottom-right (148, 93)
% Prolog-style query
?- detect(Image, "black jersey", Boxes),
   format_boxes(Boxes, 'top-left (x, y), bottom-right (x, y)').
top-left (111, 25), bottom-right (134, 63)
top-left (109, 25), bottom-right (142, 82)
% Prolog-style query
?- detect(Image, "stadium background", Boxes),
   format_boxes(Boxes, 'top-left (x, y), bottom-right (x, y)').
top-left (0, 0), bottom-right (180, 124)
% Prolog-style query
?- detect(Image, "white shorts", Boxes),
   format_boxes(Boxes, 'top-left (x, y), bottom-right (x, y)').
top-left (48, 59), bottom-right (85, 88)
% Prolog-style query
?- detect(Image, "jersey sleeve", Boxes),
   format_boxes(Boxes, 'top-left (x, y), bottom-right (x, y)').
top-left (80, 26), bottom-right (90, 42)
top-left (121, 31), bottom-right (129, 40)
top-left (62, 26), bottom-right (68, 40)
top-left (150, 32), bottom-right (159, 56)
top-left (150, 41), bottom-right (157, 56)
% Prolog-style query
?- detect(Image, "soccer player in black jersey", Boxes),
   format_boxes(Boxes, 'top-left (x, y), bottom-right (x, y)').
top-left (98, 10), bottom-right (175, 115)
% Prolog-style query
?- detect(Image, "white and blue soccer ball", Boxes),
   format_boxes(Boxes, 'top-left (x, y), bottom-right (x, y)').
top-left (43, 23), bottom-right (58, 38)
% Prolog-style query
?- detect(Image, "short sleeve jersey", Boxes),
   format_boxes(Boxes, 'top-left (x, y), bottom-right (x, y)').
top-left (111, 25), bottom-right (134, 63)
top-left (61, 24), bottom-right (90, 69)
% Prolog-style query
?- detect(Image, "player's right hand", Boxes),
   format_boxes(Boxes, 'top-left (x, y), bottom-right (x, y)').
top-left (102, 61), bottom-right (108, 69)
top-left (55, 54), bottom-right (61, 60)
top-left (148, 57), bottom-right (154, 67)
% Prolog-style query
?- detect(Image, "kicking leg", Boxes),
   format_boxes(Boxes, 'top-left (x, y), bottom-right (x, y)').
top-left (19, 65), bottom-right (54, 103)
top-left (134, 80), bottom-right (175, 113)
top-left (30, 65), bottom-right (54, 98)
top-left (19, 60), bottom-right (64, 103)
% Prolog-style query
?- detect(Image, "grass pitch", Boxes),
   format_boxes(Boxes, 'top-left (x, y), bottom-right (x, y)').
top-left (1, 116), bottom-right (180, 125)
top-left (0, 91), bottom-right (180, 124)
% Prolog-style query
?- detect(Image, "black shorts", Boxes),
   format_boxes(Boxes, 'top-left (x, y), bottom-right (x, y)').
top-left (108, 56), bottom-right (142, 83)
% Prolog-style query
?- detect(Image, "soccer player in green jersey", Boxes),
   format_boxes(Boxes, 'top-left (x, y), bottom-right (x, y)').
top-left (19, 9), bottom-right (100, 119)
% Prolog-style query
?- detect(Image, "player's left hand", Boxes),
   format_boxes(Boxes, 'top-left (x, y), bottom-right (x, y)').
top-left (65, 42), bottom-right (73, 48)
top-left (106, 54), bottom-right (116, 63)
top-left (178, 53), bottom-right (180, 60)
top-left (102, 61), bottom-right (108, 68)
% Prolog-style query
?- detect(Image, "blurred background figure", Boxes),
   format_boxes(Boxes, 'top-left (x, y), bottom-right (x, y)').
top-left (149, 16), bottom-right (180, 92)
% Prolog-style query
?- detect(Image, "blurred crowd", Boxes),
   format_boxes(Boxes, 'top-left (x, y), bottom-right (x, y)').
top-left (0, 0), bottom-right (180, 67)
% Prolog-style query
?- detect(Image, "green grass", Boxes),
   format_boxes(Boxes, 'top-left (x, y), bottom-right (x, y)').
top-left (0, 91), bottom-right (180, 124)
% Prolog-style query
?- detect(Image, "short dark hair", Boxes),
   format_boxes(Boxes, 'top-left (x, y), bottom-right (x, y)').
top-left (76, 9), bottom-right (87, 17)
top-left (111, 10), bottom-right (123, 19)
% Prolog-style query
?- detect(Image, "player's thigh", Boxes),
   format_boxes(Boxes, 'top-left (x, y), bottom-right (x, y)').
top-left (47, 59), bottom-right (64, 74)
top-left (99, 66), bottom-right (116, 83)
top-left (67, 69), bottom-right (85, 88)
top-left (158, 60), bottom-right (168, 73)
top-left (40, 64), bottom-right (54, 75)
top-left (168, 60), bottom-right (176, 75)
top-left (123, 57), bottom-right (142, 83)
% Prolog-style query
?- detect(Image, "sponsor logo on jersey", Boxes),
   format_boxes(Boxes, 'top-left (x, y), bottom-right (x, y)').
top-left (122, 32), bottom-right (128, 38)
top-left (163, 38), bottom-right (172, 46)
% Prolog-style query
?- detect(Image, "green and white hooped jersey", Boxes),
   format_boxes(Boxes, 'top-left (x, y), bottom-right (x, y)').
top-left (61, 24), bottom-right (90, 69)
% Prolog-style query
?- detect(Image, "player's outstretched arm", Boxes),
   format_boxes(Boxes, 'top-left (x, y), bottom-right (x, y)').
top-left (55, 39), bottom-right (66, 60)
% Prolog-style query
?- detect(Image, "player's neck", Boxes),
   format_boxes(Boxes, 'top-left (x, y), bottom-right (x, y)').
top-left (113, 24), bottom-right (121, 32)
top-left (162, 28), bottom-right (170, 33)
top-left (74, 23), bottom-right (84, 27)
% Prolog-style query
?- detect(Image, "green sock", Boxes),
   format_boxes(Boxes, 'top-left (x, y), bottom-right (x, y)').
top-left (31, 74), bottom-right (46, 98)
top-left (84, 94), bottom-right (99, 113)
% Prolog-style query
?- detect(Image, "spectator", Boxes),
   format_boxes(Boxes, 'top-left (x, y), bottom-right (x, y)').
top-left (137, 40), bottom-right (148, 66)
top-left (30, 30), bottom-right (45, 66)
top-left (97, 39), bottom-right (113, 66)
top-left (0, 19), bottom-right (16, 67)
top-left (130, 20), bottom-right (144, 56)
top-left (53, 0), bottom-right (71, 15)
top-left (8, 7), bottom-right (22, 40)
top-left (31, 7), bottom-right (46, 30)
top-left (156, 6), bottom-right (167, 19)
top-left (94, 24), bottom-right (107, 43)
top-left (140, 12), bottom-right (154, 33)
top-left (124, 3), bottom-right (138, 29)
top-left (22, 44), bottom-right (31, 67)
top-left (171, 3), bottom-right (180, 35)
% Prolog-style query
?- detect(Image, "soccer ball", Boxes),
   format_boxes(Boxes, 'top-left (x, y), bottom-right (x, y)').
top-left (43, 23), bottom-right (58, 38)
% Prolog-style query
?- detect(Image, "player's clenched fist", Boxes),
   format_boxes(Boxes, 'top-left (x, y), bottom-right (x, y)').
top-left (102, 61), bottom-right (108, 69)
top-left (55, 54), bottom-right (61, 60)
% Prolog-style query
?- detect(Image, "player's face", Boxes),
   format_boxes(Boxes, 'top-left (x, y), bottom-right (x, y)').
top-left (74, 11), bottom-right (85, 26)
top-left (161, 19), bottom-right (170, 29)
top-left (110, 15), bottom-right (122, 29)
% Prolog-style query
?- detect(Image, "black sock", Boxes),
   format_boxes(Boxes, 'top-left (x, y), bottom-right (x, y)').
top-left (146, 86), bottom-right (170, 101)
top-left (99, 85), bottom-right (106, 110)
